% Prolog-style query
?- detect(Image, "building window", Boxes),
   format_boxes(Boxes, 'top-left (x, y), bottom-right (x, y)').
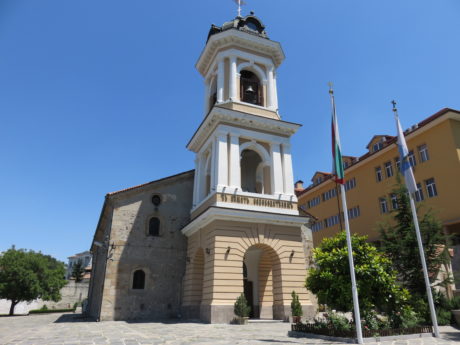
top-left (418, 144), bottom-right (429, 163)
top-left (345, 177), bottom-right (356, 191)
top-left (322, 187), bottom-right (337, 201)
top-left (148, 217), bottom-right (160, 236)
top-left (348, 206), bottom-right (360, 219)
top-left (373, 142), bottom-right (383, 152)
top-left (375, 167), bottom-right (383, 182)
top-left (132, 270), bottom-right (145, 290)
top-left (395, 157), bottom-right (401, 171)
top-left (390, 193), bottom-right (398, 210)
top-left (307, 196), bottom-right (321, 209)
top-left (240, 70), bottom-right (262, 106)
top-left (415, 183), bottom-right (424, 202)
top-left (314, 177), bottom-right (323, 185)
top-left (425, 178), bottom-right (438, 198)
top-left (324, 214), bottom-right (340, 228)
top-left (311, 221), bottom-right (324, 233)
top-left (343, 161), bottom-right (349, 169)
top-left (384, 161), bottom-right (393, 178)
top-left (408, 150), bottom-right (417, 168)
top-left (379, 197), bottom-right (388, 214)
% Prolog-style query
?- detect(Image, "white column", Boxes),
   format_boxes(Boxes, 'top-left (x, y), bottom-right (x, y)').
top-left (215, 132), bottom-right (229, 190)
top-left (229, 134), bottom-right (241, 189)
top-left (217, 58), bottom-right (224, 103)
top-left (210, 138), bottom-right (217, 193)
top-left (270, 143), bottom-right (284, 195)
top-left (203, 79), bottom-right (210, 116)
top-left (229, 56), bottom-right (237, 101)
top-left (267, 66), bottom-right (276, 110)
top-left (193, 157), bottom-right (200, 206)
top-left (281, 143), bottom-right (295, 195)
top-left (273, 71), bottom-right (279, 111)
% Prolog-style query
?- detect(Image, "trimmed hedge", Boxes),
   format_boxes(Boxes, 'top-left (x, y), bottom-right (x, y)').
top-left (29, 308), bottom-right (75, 314)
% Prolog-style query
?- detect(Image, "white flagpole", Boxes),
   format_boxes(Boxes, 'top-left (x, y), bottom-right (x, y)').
top-left (330, 87), bottom-right (363, 344)
top-left (392, 101), bottom-right (440, 338)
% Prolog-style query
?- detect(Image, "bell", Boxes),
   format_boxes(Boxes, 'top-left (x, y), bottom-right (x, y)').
top-left (245, 85), bottom-right (255, 93)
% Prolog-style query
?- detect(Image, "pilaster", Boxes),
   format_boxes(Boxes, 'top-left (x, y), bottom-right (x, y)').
top-left (229, 134), bottom-right (241, 189)
top-left (270, 143), bottom-right (284, 195)
top-left (217, 58), bottom-right (224, 103)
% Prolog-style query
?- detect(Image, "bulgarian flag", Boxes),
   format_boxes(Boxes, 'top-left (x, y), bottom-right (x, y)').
top-left (331, 89), bottom-right (345, 184)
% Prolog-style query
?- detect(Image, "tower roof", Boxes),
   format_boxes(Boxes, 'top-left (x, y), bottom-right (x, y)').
top-left (207, 13), bottom-right (268, 42)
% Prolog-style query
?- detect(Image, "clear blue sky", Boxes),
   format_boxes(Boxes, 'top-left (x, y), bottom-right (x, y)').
top-left (1, 0), bottom-right (459, 262)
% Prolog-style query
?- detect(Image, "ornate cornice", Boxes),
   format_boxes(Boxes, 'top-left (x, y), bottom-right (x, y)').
top-left (186, 106), bottom-right (301, 153)
top-left (196, 29), bottom-right (285, 77)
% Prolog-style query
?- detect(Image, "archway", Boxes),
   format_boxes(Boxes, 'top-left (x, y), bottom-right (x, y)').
top-left (243, 244), bottom-right (282, 319)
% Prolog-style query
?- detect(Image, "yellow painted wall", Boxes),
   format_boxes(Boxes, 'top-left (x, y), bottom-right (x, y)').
top-left (299, 111), bottom-right (460, 246)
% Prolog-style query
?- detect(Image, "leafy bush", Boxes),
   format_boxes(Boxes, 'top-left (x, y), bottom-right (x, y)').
top-left (234, 293), bottom-right (250, 318)
top-left (327, 312), bottom-right (352, 331)
top-left (291, 291), bottom-right (303, 317)
top-left (389, 305), bottom-right (421, 329)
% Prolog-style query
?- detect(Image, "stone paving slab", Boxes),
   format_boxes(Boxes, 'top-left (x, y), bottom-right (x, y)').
top-left (0, 313), bottom-right (459, 345)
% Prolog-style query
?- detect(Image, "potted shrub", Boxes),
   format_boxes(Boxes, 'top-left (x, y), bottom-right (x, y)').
top-left (234, 293), bottom-right (251, 324)
top-left (291, 291), bottom-right (303, 323)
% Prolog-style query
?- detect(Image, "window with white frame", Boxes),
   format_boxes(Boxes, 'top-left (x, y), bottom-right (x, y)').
top-left (390, 193), bottom-right (398, 210)
top-left (379, 197), bottom-right (388, 214)
top-left (395, 157), bottom-right (401, 171)
top-left (408, 150), bottom-right (417, 168)
top-left (384, 161), bottom-right (393, 178)
top-left (375, 166), bottom-right (383, 182)
top-left (418, 144), bottom-right (429, 163)
top-left (425, 178), bottom-right (438, 198)
top-left (373, 142), bottom-right (383, 152)
top-left (415, 183), bottom-right (424, 202)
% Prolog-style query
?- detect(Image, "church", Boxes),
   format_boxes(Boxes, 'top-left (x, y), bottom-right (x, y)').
top-left (87, 13), bottom-right (316, 323)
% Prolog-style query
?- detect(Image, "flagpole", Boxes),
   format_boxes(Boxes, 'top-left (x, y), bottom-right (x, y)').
top-left (392, 101), bottom-right (440, 338)
top-left (329, 85), bottom-right (363, 344)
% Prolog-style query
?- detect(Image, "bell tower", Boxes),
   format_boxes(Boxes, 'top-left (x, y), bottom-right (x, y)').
top-left (181, 14), bottom-right (315, 323)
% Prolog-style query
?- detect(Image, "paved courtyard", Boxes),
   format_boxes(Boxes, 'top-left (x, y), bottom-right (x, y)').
top-left (0, 313), bottom-right (459, 345)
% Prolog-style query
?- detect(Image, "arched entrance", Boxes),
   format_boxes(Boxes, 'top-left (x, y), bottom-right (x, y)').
top-left (243, 244), bottom-right (282, 319)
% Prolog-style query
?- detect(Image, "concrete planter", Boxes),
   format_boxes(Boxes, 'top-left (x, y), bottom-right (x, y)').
top-left (452, 310), bottom-right (460, 327)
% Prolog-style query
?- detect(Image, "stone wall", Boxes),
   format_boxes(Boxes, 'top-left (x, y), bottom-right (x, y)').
top-left (38, 280), bottom-right (89, 310)
top-left (96, 172), bottom-right (194, 321)
top-left (0, 299), bottom-right (42, 315)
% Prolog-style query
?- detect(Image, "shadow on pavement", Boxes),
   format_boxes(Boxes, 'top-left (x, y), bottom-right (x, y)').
top-left (54, 313), bottom-right (96, 323)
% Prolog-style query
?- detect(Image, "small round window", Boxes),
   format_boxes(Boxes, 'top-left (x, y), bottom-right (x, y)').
top-left (151, 195), bottom-right (161, 206)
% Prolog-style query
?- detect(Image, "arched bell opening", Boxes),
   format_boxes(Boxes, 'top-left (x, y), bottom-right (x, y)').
top-left (209, 76), bottom-right (217, 111)
top-left (240, 70), bottom-right (263, 106)
top-left (204, 153), bottom-right (211, 197)
top-left (243, 244), bottom-right (282, 319)
top-left (241, 149), bottom-right (261, 193)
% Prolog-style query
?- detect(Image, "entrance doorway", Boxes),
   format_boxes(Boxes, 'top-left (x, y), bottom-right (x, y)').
top-left (243, 244), bottom-right (282, 319)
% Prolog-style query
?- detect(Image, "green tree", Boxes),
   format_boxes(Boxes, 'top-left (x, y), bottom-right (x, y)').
top-left (234, 293), bottom-right (251, 318)
top-left (379, 181), bottom-right (451, 297)
top-left (0, 248), bottom-right (66, 315)
top-left (71, 260), bottom-right (85, 282)
top-left (306, 231), bottom-right (410, 319)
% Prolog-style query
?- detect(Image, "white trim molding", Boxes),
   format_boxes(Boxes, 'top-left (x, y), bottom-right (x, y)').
top-left (182, 207), bottom-right (310, 237)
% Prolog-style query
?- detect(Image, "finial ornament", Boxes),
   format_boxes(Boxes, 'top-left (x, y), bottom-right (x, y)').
top-left (233, 0), bottom-right (246, 18)
top-left (328, 82), bottom-right (334, 95)
top-left (391, 100), bottom-right (397, 112)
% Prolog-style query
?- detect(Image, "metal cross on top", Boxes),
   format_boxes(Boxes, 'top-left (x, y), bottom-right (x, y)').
top-left (233, 0), bottom-right (246, 18)
top-left (391, 100), bottom-right (397, 111)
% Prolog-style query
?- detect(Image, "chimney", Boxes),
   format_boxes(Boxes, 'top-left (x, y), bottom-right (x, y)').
top-left (294, 180), bottom-right (304, 190)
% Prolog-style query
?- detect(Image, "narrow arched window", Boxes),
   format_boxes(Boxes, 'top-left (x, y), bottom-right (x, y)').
top-left (132, 270), bottom-right (145, 289)
top-left (149, 217), bottom-right (160, 236)
top-left (240, 70), bottom-right (262, 106)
